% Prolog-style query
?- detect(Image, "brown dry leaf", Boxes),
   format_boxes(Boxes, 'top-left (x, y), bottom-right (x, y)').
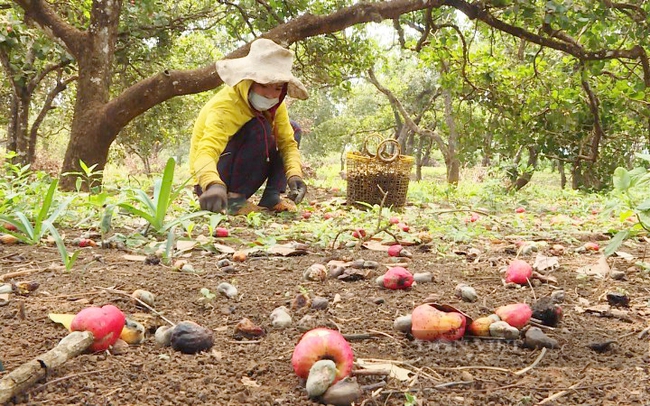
top-left (576, 255), bottom-right (610, 278)
top-left (533, 253), bottom-right (559, 272)
top-left (356, 359), bottom-right (413, 382)
top-left (361, 240), bottom-right (390, 252)
top-left (614, 251), bottom-right (635, 261)
top-left (123, 254), bottom-right (147, 262)
top-left (176, 240), bottom-right (198, 252)
top-left (213, 243), bottom-right (235, 254)
top-left (267, 243), bottom-right (308, 256)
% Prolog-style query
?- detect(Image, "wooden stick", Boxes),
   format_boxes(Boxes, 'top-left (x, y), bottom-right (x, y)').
top-left (514, 347), bottom-right (547, 376)
top-left (97, 286), bottom-right (176, 326)
top-left (536, 378), bottom-right (586, 405)
top-left (0, 269), bottom-right (41, 282)
top-left (0, 331), bottom-right (94, 404)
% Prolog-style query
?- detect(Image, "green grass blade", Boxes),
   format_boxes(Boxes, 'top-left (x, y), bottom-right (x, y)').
top-left (134, 189), bottom-right (157, 215)
top-left (36, 179), bottom-right (58, 225)
top-left (154, 158), bottom-right (176, 228)
top-left (117, 202), bottom-right (156, 226)
top-left (46, 196), bottom-right (75, 227)
top-left (160, 210), bottom-right (212, 233)
top-left (15, 212), bottom-right (35, 241)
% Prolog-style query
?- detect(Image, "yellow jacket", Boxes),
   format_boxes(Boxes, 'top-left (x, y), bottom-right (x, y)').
top-left (190, 80), bottom-right (302, 190)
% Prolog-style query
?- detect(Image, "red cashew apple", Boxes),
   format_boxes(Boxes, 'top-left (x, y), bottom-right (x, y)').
top-left (515, 207), bottom-right (526, 213)
top-left (389, 217), bottom-right (400, 225)
top-left (214, 227), bottom-right (229, 237)
top-left (351, 229), bottom-right (366, 239)
top-left (383, 267), bottom-right (414, 290)
top-left (505, 259), bottom-right (533, 284)
top-left (70, 305), bottom-right (126, 352)
top-left (411, 304), bottom-right (466, 341)
top-left (495, 303), bottom-right (532, 329)
top-left (387, 244), bottom-right (404, 257)
top-left (291, 328), bottom-right (354, 383)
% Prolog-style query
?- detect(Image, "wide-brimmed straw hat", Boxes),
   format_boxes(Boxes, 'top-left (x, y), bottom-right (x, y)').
top-left (216, 38), bottom-right (308, 100)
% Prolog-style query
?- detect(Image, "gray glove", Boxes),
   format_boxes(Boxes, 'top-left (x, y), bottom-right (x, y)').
top-left (199, 183), bottom-right (228, 213)
top-left (287, 176), bottom-right (307, 204)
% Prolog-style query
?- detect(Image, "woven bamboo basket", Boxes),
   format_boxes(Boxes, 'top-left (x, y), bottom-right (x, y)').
top-left (346, 138), bottom-right (414, 208)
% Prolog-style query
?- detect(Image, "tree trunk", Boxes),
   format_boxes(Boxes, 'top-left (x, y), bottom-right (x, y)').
top-left (558, 160), bottom-right (566, 189)
top-left (442, 86), bottom-right (460, 185)
top-left (8, 93), bottom-right (31, 166)
top-left (509, 146), bottom-right (538, 191)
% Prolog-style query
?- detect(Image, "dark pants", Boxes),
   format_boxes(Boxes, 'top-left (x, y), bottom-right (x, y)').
top-left (196, 116), bottom-right (286, 202)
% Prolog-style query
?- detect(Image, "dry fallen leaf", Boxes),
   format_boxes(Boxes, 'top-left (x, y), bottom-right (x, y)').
top-left (48, 313), bottom-right (75, 330)
top-left (356, 359), bottom-right (413, 382)
top-left (122, 254), bottom-right (147, 262)
top-left (176, 240), bottom-right (198, 252)
top-left (576, 255), bottom-right (610, 278)
top-left (533, 253), bottom-right (559, 272)
top-left (213, 243), bottom-right (235, 254)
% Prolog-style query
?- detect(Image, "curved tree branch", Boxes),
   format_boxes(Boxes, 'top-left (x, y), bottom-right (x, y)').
top-left (12, 0), bottom-right (85, 57)
top-left (576, 66), bottom-right (604, 163)
top-left (444, 0), bottom-right (650, 86)
top-left (104, 0), bottom-right (446, 129)
top-left (366, 68), bottom-right (448, 156)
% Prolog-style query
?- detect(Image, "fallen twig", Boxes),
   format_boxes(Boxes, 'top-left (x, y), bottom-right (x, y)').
top-left (514, 347), bottom-right (547, 376)
top-left (427, 365), bottom-right (511, 373)
top-left (97, 286), bottom-right (176, 326)
top-left (0, 331), bottom-right (94, 404)
top-left (536, 378), bottom-right (586, 405)
top-left (0, 269), bottom-right (41, 281)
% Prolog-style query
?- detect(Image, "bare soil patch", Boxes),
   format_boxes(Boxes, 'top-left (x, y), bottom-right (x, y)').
top-left (0, 198), bottom-right (648, 405)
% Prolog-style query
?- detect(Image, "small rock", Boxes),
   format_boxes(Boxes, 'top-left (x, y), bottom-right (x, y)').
top-left (393, 315), bottom-right (412, 333)
top-left (455, 284), bottom-right (478, 302)
top-left (217, 282), bottom-right (238, 299)
top-left (523, 327), bottom-right (558, 349)
top-left (306, 360), bottom-right (337, 398)
top-left (329, 266), bottom-right (345, 279)
top-left (154, 326), bottom-right (173, 347)
top-left (270, 307), bottom-right (292, 329)
top-left (610, 270), bottom-right (626, 280)
top-left (304, 264), bottom-right (328, 282)
top-left (374, 275), bottom-right (386, 288)
top-left (372, 297), bottom-right (385, 305)
top-left (413, 272), bottom-right (433, 283)
top-left (131, 289), bottom-right (155, 308)
top-left (217, 258), bottom-right (232, 268)
top-left (363, 261), bottom-right (379, 269)
top-left (489, 321), bottom-right (519, 339)
top-left (311, 297), bottom-right (329, 310)
top-left (234, 318), bottom-right (265, 339)
top-left (350, 259), bottom-right (365, 269)
top-left (291, 292), bottom-right (312, 310)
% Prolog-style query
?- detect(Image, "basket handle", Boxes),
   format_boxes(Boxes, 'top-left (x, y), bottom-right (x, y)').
top-left (376, 139), bottom-right (401, 163)
top-left (362, 134), bottom-right (384, 157)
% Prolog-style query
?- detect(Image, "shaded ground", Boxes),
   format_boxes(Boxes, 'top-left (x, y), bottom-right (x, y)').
top-left (0, 190), bottom-right (648, 406)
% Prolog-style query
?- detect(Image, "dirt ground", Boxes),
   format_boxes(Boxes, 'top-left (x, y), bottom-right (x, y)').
top-left (0, 192), bottom-right (649, 406)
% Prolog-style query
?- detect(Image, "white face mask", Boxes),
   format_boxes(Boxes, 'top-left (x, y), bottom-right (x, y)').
top-left (249, 91), bottom-right (279, 111)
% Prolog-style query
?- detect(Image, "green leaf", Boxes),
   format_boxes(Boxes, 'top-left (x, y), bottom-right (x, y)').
top-left (603, 229), bottom-right (630, 257)
top-left (635, 153), bottom-right (650, 164)
top-left (612, 167), bottom-right (630, 191)
top-left (637, 199), bottom-right (650, 211)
